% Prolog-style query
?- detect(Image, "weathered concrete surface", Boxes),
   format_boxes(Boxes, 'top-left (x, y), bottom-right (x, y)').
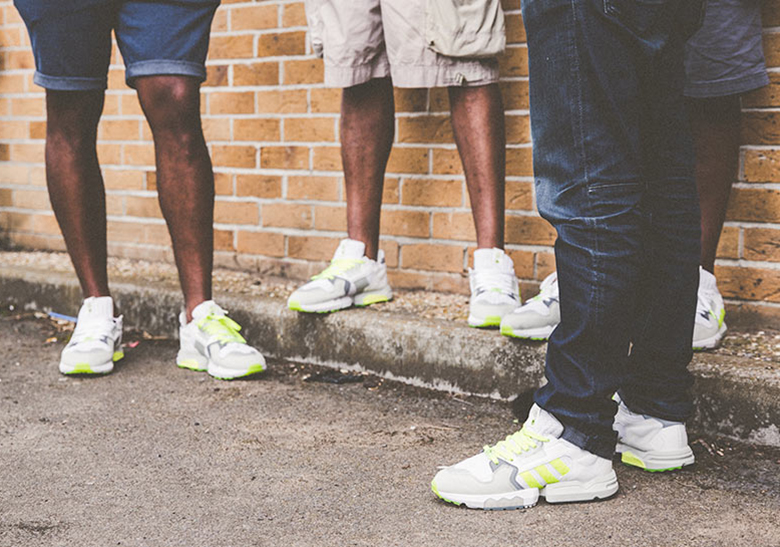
top-left (1, 315), bottom-right (779, 547)
top-left (1, 264), bottom-right (779, 448)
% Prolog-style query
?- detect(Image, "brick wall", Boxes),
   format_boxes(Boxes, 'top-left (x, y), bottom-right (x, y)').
top-left (0, 0), bottom-right (778, 325)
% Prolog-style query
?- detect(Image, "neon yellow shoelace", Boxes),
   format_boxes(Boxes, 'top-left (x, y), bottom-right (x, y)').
top-left (197, 314), bottom-right (246, 344)
top-left (311, 258), bottom-right (362, 280)
top-left (483, 426), bottom-right (549, 464)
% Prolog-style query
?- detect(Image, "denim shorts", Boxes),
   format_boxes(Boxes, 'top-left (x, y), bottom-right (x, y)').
top-left (14, 0), bottom-right (220, 90)
top-left (684, 0), bottom-right (769, 98)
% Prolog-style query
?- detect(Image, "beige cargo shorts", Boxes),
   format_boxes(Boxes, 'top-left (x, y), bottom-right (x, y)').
top-left (304, 0), bottom-right (504, 88)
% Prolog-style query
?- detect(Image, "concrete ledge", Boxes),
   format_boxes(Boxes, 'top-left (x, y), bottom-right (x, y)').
top-left (1, 264), bottom-right (778, 447)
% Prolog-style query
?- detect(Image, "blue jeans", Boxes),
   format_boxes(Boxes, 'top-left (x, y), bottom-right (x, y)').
top-left (523, 0), bottom-right (703, 459)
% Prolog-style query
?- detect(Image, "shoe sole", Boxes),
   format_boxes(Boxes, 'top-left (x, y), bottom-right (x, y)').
top-left (288, 288), bottom-right (393, 314)
top-left (616, 444), bottom-right (695, 472)
top-left (692, 322), bottom-right (727, 351)
top-left (467, 314), bottom-right (502, 328)
top-left (59, 350), bottom-right (124, 375)
top-left (500, 323), bottom-right (556, 340)
top-left (177, 351), bottom-right (267, 381)
top-left (432, 470), bottom-right (618, 510)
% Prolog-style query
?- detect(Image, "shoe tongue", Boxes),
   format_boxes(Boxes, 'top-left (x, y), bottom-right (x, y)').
top-left (473, 248), bottom-right (512, 271)
top-left (699, 266), bottom-right (717, 293)
top-left (79, 296), bottom-right (114, 322)
top-left (334, 239), bottom-right (366, 260)
top-left (191, 300), bottom-right (224, 321)
top-left (524, 404), bottom-right (564, 438)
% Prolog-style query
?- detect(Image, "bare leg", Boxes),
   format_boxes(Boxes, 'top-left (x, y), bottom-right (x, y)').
top-left (45, 90), bottom-right (110, 298)
top-left (135, 76), bottom-right (214, 321)
top-left (449, 84), bottom-right (506, 249)
top-left (688, 95), bottom-right (741, 273)
top-left (341, 77), bottom-right (395, 260)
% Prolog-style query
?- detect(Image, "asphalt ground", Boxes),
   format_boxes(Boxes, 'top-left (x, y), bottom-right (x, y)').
top-left (1, 314), bottom-right (779, 547)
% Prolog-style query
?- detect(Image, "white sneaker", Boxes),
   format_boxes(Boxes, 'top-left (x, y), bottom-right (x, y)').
top-left (60, 296), bottom-right (123, 375)
top-left (500, 272), bottom-right (559, 340)
top-left (177, 300), bottom-right (266, 380)
top-left (287, 239), bottom-right (393, 313)
top-left (431, 404), bottom-right (618, 510)
top-left (613, 397), bottom-right (694, 472)
top-left (693, 267), bottom-right (727, 350)
top-left (468, 248), bottom-right (520, 328)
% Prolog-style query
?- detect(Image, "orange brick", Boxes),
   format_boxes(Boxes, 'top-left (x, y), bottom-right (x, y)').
top-left (208, 35), bottom-right (254, 59)
top-left (230, 4), bottom-right (278, 31)
top-left (214, 229), bottom-right (235, 252)
top-left (743, 149), bottom-right (780, 183)
top-left (312, 146), bottom-right (342, 171)
top-left (506, 180), bottom-right (534, 210)
top-left (143, 224), bottom-right (172, 246)
top-left (432, 149), bottom-right (462, 175)
top-left (261, 146), bottom-right (309, 170)
top-left (387, 270), bottom-right (466, 293)
top-left (283, 59), bottom-right (324, 85)
top-left (202, 118), bottom-right (232, 142)
top-left (432, 212), bottom-right (476, 241)
top-left (10, 97), bottom-right (44, 117)
top-left (397, 116), bottom-right (453, 144)
top-left (506, 115), bottom-right (530, 144)
top-left (120, 95), bottom-right (145, 116)
top-left (210, 91), bottom-right (255, 114)
top-left (97, 144), bottom-right (123, 165)
top-left (741, 73), bottom-right (779, 108)
top-left (106, 195), bottom-right (124, 216)
top-left (716, 265), bottom-right (780, 303)
top-left (383, 178), bottom-right (400, 204)
top-left (256, 89), bottom-right (308, 113)
top-left (233, 62), bottom-right (279, 86)
top-left (124, 143), bottom-right (156, 166)
top-left (126, 196), bottom-right (163, 219)
top-left (501, 80), bottom-right (530, 111)
top-left (145, 171), bottom-right (157, 191)
top-left (380, 210), bottom-right (430, 237)
top-left (744, 228), bottom-right (780, 262)
top-left (0, 144), bottom-right (9, 162)
top-left (0, 74), bottom-right (26, 93)
top-left (716, 226), bottom-right (740, 260)
top-left (257, 32), bottom-right (306, 57)
top-left (214, 172), bottom-right (233, 196)
top-left (0, 189), bottom-right (11, 207)
top-left (0, 121), bottom-right (28, 139)
top-left (103, 169), bottom-right (145, 191)
top-left (313, 205), bottom-right (346, 231)
top-left (285, 117), bottom-right (335, 142)
top-left (11, 143), bottom-right (44, 163)
top-left (12, 190), bottom-right (49, 210)
top-left (726, 188), bottom-right (780, 223)
top-left (107, 221), bottom-right (144, 244)
top-left (262, 203), bottom-right (313, 229)
top-left (99, 119), bottom-right (140, 141)
top-left (234, 118), bottom-right (281, 142)
top-left (30, 122), bottom-right (46, 139)
top-left (236, 174), bottom-right (282, 198)
top-left (392, 88), bottom-right (427, 113)
top-left (214, 200), bottom-right (259, 225)
top-left (428, 88), bottom-right (449, 113)
top-left (0, 163), bottom-right (29, 184)
top-left (380, 239), bottom-right (400, 268)
top-left (536, 252), bottom-right (557, 279)
top-left (507, 249), bottom-right (535, 278)
top-left (236, 230), bottom-right (285, 256)
top-left (506, 147), bottom-right (533, 176)
top-left (288, 175), bottom-right (340, 201)
top-left (401, 244), bottom-right (464, 272)
top-left (762, 32), bottom-right (780, 68)
top-left (32, 214), bottom-right (61, 235)
top-left (288, 235), bottom-right (340, 261)
top-left (505, 215), bottom-right (557, 246)
top-left (282, 2), bottom-right (307, 27)
top-left (505, 12), bottom-right (526, 44)
top-left (386, 147), bottom-right (429, 174)
top-left (763, 0), bottom-right (780, 26)
top-left (212, 6), bottom-right (228, 32)
top-left (212, 145), bottom-right (257, 168)
top-left (742, 112), bottom-right (780, 145)
top-left (498, 46), bottom-right (528, 78)
top-left (204, 65), bottom-right (228, 87)
top-left (402, 178), bottom-right (462, 207)
top-left (311, 88), bottom-right (342, 113)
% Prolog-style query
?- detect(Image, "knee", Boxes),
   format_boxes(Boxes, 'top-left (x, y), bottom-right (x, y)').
top-left (45, 91), bottom-right (103, 152)
top-left (138, 77), bottom-right (202, 137)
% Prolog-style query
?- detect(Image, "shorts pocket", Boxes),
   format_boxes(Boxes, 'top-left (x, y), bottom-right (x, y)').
top-left (304, 0), bottom-right (325, 58)
top-left (425, 0), bottom-right (506, 59)
top-left (601, 0), bottom-right (670, 36)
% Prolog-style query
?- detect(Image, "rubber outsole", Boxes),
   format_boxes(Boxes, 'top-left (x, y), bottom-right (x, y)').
top-left (59, 349), bottom-right (124, 375)
top-left (692, 322), bottom-right (727, 351)
top-left (500, 323), bottom-right (556, 341)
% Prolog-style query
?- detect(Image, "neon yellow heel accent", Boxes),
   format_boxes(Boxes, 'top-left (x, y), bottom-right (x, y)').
top-left (621, 451), bottom-right (646, 469)
top-left (471, 315), bottom-right (502, 328)
top-left (500, 324), bottom-right (515, 336)
top-left (112, 351), bottom-right (124, 362)
top-left (288, 300), bottom-right (302, 311)
top-left (212, 363), bottom-right (266, 381)
top-left (431, 480), bottom-right (461, 506)
top-left (178, 359), bottom-right (206, 371)
top-left (67, 363), bottom-right (95, 374)
top-left (356, 294), bottom-right (390, 306)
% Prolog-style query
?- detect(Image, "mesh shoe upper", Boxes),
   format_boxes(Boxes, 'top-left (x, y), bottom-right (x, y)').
top-left (468, 248), bottom-right (520, 322)
top-left (61, 296), bottom-right (122, 368)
